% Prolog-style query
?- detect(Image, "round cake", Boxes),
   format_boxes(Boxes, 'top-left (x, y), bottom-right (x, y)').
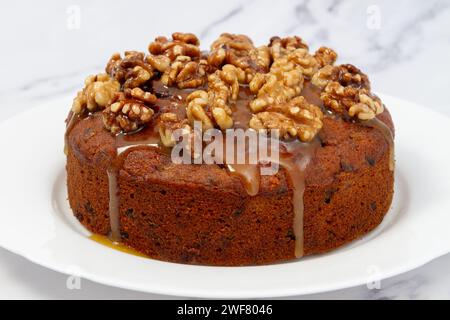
top-left (66, 33), bottom-right (394, 266)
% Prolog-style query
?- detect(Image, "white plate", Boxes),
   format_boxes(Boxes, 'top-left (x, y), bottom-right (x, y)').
top-left (0, 94), bottom-right (449, 298)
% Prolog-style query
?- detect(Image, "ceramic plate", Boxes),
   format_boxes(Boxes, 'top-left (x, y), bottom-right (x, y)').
top-left (0, 94), bottom-right (449, 298)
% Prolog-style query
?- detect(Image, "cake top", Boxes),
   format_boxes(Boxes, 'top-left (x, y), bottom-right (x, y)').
top-left (70, 32), bottom-right (383, 145)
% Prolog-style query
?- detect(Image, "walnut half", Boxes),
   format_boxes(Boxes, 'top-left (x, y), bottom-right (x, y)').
top-left (72, 73), bottom-right (120, 114)
top-left (102, 89), bottom-right (156, 134)
top-left (249, 96), bottom-right (323, 142)
top-left (321, 82), bottom-right (383, 120)
top-left (311, 64), bottom-right (382, 120)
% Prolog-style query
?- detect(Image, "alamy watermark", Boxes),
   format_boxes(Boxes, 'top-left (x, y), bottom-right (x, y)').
top-left (65, 265), bottom-right (82, 290)
top-left (170, 121), bottom-right (281, 176)
top-left (366, 264), bottom-right (382, 290)
top-left (366, 5), bottom-right (382, 30)
top-left (66, 5), bottom-right (81, 30)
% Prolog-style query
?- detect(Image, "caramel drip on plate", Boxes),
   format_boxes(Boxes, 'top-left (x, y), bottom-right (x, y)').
top-left (90, 234), bottom-right (147, 257)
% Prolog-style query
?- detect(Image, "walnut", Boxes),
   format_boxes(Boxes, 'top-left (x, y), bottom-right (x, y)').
top-left (146, 55), bottom-right (171, 72)
top-left (269, 36), bottom-right (308, 60)
top-left (249, 56), bottom-right (305, 112)
top-left (311, 64), bottom-right (334, 89)
top-left (249, 36), bottom-right (328, 114)
top-left (105, 51), bottom-right (154, 89)
top-left (269, 38), bottom-right (337, 77)
top-left (160, 55), bottom-right (207, 89)
top-left (126, 87), bottom-right (157, 104)
top-left (148, 33), bottom-right (205, 89)
top-left (321, 82), bottom-right (383, 120)
top-left (148, 33), bottom-right (200, 60)
top-left (102, 89), bottom-right (156, 134)
top-left (349, 92), bottom-right (384, 120)
top-left (103, 99), bottom-right (154, 134)
top-left (311, 64), bottom-right (370, 90)
top-left (185, 66), bottom-right (239, 130)
top-left (186, 90), bottom-right (214, 130)
top-left (311, 63), bottom-right (380, 120)
top-left (286, 48), bottom-right (319, 77)
top-left (208, 33), bottom-right (270, 78)
top-left (158, 112), bottom-right (200, 159)
top-left (158, 112), bottom-right (191, 147)
top-left (72, 73), bottom-right (120, 114)
top-left (314, 47), bottom-right (337, 68)
top-left (249, 96), bottom-right (323, 142)
top-left (124, 65), bottom-right (153, 89)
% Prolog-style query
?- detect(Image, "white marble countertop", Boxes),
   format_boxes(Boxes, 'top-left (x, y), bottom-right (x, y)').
top-left (0, 0), bottom-right (449, 299)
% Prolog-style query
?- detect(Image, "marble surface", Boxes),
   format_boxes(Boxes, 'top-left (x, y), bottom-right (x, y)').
top-left (0, 0), bottom-right (449, 299)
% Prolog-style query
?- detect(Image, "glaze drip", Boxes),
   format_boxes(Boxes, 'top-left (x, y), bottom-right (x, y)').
top-left (279, 138), bottom-right (320, 257)
top-left (104, 81), bottom-right (189, 243)
top-left (362, 117), bottom-right (395, 171)
top-left (107, 165), bottom-right (121, 242)
top-left (64, 112), bottom-right (81, 155)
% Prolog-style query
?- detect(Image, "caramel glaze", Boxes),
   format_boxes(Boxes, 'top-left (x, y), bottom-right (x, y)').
top-left (361, 117), bottom-right (395, 171)
top-left (64, 111), bottom-right (81, 155)
top-left (90, 234), bottom-right (147, 257)
top-left (67, 79), bottom-right (394, 259)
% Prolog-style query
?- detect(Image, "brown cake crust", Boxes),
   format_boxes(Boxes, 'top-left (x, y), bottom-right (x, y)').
top-left (66, 109), bottom-right (394, 265)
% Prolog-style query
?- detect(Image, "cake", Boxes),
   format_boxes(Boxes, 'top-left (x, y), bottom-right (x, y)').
top-left (65, 33), bottom-right (394, 266)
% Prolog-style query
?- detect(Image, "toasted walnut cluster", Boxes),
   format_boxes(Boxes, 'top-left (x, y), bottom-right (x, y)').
top-left (148, 33), bottom-right (208, 89)
top-left (158, 112), bottom-right (191, 147)
top-left (186, 64), bottom-right (244, 131)
top-left (106, 51), bottom-right (154, 89)
top-left (208, 33), bottom-right (271, 78)
top-left (71, 32), bottom-right (384, 139)
top-left (249, 96), bottom-right (323, 141)
top-left (245, 37), bottom-right (336, 141)
top-left (102, 88), bottom-right (156, 134)
top-left (311, 64), bottom-right (383, 120)
top-left (248, 37), bottom-right (336, 114)
top-left (72, 74), bottom-right (120, 114)
top-left (157, 112), bottom-right (202, 158)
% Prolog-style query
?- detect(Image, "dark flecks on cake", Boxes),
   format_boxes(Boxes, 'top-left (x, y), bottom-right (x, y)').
top-left (366, 156), bottom-right (376, 166)
top-left (124, 208), bottom-right (134, 217)
top-left (233, 207), bottom-right (244, 216)
top-left (84, 201), bottom-right (95, 215)
top-left (340, 161), bottom-right (354, 172)
top-left (324, 188), bottom-right (337, 204)
top-left (286, 229), bottom-right (296, 241)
